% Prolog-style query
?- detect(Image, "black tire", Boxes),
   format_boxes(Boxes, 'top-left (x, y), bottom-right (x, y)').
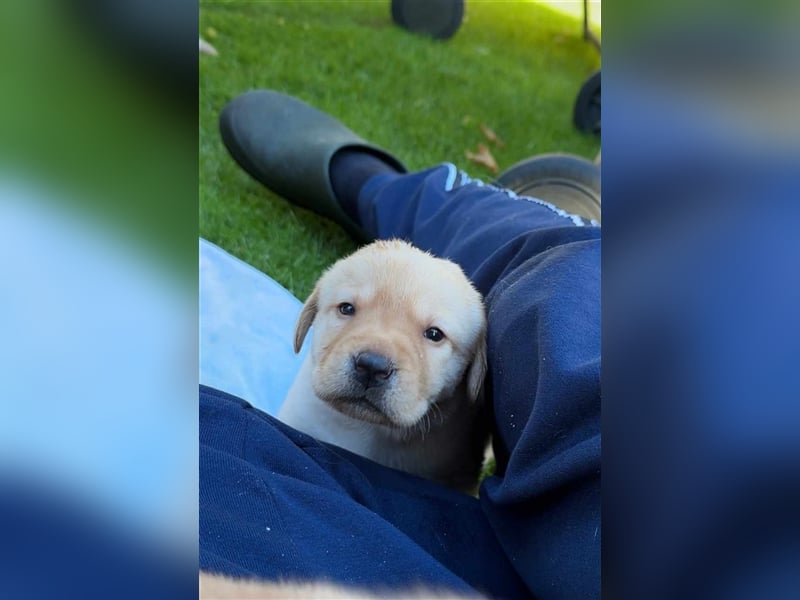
top-left (390, 0), bottom-right (464, 40)
top-left (573, 70), bottom-right (601, 134)
top-left (495, 153), bottom-right (601, 223)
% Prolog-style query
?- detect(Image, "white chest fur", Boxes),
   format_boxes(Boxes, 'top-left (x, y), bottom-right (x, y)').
top-left (279, 356), bottom-right (381, 457)
top-left (278, 354), bottom-right (479, 491)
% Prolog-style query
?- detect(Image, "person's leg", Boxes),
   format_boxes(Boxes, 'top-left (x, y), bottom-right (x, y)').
top-left (350, 165), bottom-right (601, 598)
top-left (199, 385), bottom-right (529, 598)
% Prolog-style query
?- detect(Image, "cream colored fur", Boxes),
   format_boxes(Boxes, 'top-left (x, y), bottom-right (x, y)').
top-left (279, 240), bottom-right (488, 492)
top-left (200, 572), bottom-right (484, 599)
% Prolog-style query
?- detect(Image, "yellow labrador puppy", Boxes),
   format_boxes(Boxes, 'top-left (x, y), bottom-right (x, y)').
top-left (279, 240), bottom-right (488, 492)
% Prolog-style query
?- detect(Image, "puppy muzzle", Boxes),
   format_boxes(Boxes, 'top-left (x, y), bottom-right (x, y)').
top-left (351, 351), bottom-right (395, 389)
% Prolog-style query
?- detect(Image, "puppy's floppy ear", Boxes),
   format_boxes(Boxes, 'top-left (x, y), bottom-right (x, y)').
top-left (294, 286), bottom-right (319, 353)
top-left (466, 330), bottom-right (488, 403)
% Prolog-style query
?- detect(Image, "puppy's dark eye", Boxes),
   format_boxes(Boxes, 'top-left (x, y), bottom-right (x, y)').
top-left (338, 302), bottom-right (355, 316)
top-left (423, 327), bottom-right (445, 342)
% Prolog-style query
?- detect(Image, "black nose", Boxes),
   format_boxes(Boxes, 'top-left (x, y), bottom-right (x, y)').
top-left (353, 352), bottom-right (394, 387)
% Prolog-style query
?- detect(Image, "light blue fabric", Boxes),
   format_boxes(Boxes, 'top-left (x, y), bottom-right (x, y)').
top-left (1, 178), bottom-right (197, 538)
top-left (199, 239), bottom-right (308, 415)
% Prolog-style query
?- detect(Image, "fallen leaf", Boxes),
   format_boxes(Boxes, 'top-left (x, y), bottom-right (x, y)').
top-left (200, 37), bottom-right (218, 56)
top-left (480, 123), bottom-right (505, 147)
top-left (466, 143), bottom-right (499, 173)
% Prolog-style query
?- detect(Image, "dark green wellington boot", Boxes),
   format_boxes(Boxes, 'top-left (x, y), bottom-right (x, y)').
top-left (219, 90), bottom-right (407, 242)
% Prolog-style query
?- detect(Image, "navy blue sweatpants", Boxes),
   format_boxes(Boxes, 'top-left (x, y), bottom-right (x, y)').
top-left (200, 164), bottom-right (601, 599)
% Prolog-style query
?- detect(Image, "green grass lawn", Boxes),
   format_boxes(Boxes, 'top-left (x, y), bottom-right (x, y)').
top-left (200, 0), bottom-right (600, 300)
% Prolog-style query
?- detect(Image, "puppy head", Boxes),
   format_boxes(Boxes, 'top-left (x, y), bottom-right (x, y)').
top-left (295, 240), bottom-right (486, 430)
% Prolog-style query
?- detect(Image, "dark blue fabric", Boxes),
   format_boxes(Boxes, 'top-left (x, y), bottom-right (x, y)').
top-left (0, 477), bottom-right (191, 600)
top-left (200, 165), bottom-right (601, 598)
top-left (601, 74), bottom-right (800, 598)
top-left (200, 386), bottom-right (529, 598)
